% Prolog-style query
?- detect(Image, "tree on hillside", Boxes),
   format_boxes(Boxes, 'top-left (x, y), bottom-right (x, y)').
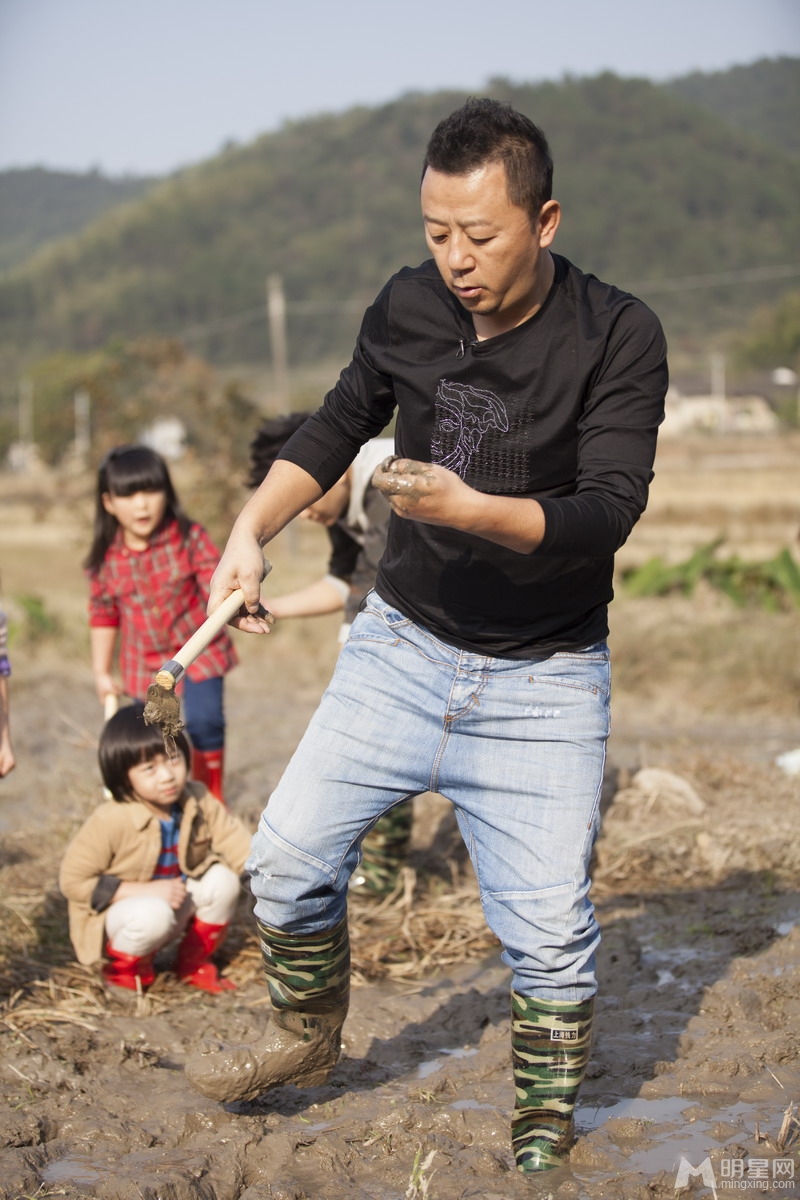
top-left (0, 66), bottom-right (798, 391)
top-left (732, 290), bottom-right (800, 426)
top-left (667, 57), bottom-right (800, 156)
top-left (735, 291), bottom-right (800, 372)
top-left (0, 167), bottom-right (158, 272)
top-left (17, 339), bottom-right (259, 478)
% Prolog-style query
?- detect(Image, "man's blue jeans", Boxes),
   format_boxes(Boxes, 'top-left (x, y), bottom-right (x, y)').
top-left (248, 592), bottom-right (610, 1000)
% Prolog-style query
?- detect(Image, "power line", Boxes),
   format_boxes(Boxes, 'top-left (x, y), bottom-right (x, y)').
top-left (176, 305), bottom-right (267, 342)
top-left (289, 300), bottom-right (365, 314)
top-left (176, 298), bottom-right (364, 342)
top-left (174, 263), bottom-right (800, 342)
top-left (621, 263), bottom-right (800, 294)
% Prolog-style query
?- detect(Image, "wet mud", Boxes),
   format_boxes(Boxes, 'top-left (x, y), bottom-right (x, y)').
top-left (2, 439), bottom-right (800, 1197)
top-left (371, 458), bottom-right (438, 505)
top-left (2, 648), bottom-right (798, 1200)
top-left (3, 896), bottom-right (799, 1198)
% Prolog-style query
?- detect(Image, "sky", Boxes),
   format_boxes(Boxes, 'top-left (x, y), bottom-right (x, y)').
top-left (1, 0), bottom-right (798, 177)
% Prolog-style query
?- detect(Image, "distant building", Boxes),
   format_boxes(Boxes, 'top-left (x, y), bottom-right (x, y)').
top-left (6, 441), bottom-right (46, 473)
top-left (140, 416), bottom-right (187, 460)
top-left (661, 388), bottom-right (779, 437)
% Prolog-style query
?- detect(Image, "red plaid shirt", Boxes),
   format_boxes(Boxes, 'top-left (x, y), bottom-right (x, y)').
top-left (88, 518), bottom-right (237, 702)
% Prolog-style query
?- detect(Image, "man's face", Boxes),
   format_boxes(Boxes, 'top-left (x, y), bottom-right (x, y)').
top-left (421, 160), bottom-right (560, 338)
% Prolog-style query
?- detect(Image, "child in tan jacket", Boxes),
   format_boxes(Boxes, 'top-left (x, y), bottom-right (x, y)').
top-left (60, 703), bottom-right (252, 993)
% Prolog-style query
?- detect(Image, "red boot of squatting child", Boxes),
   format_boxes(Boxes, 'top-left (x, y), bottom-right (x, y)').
top-left (175, 918), bottom-right (236, 993)
top-left (191, 748), bottom-right (225, 805)
top-left (102, 943), bottom-right (156, 991)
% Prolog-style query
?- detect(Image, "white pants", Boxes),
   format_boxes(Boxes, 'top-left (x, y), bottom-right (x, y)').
top-left (105, 862), bottom-right (241, 957)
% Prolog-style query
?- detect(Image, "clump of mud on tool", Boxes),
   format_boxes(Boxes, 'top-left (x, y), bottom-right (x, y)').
top-left (143, 675), bottom-right (184, 745)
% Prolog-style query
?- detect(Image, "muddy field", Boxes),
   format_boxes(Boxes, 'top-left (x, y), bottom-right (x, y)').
top-left (1, 433), bottom-right (799, 1199)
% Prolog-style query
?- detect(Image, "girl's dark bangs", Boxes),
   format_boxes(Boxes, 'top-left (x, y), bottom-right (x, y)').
top-left (105, 448), bottom-right (168, 496)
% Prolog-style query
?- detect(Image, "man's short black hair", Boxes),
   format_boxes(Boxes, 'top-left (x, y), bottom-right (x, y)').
top-left (422, 98), bottom-right (553, 224)
top-left (99, 702), bottom-right (190, 803)
top-left (248, 412), bottom-right (313, 489)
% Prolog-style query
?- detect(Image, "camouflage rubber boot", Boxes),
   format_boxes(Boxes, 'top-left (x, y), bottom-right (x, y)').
top-left (351, 799), bottom-right (413, 896)
top-left (510, 991), bottom-right (595, 1173)
top-left (185, 915), bottom-right (350, 1103)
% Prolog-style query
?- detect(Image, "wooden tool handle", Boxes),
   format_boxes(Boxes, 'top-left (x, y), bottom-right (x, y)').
top-left (154, 560), bottom-right (272, 688)
top-left (172, 587), bottom-right (248, 670)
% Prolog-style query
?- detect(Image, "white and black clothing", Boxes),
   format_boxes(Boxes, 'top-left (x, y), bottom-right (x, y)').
top-left (325, 438), bottom-right (393, 629)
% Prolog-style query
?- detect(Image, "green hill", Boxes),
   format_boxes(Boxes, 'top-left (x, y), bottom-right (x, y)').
top-left (0, 167), bottom-right (158, 272)
top-left (667, 56), bottom-right (800, 156)
top-left (0, 68), bottom-right (798, 393)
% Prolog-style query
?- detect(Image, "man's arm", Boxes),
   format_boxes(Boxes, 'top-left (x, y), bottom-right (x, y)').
top-left (267, 577), bottom-right (349, 619)
top-left (208, 460), bottom-right (325, 630)
top-left (372, 458), bottom-right (546, 554)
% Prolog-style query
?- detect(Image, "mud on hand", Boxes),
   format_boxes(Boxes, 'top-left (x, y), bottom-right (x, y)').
top-left (371, 456), bottom-right (439, 510)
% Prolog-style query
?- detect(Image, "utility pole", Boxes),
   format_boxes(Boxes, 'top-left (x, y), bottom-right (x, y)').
top-left (15, 377), bottom-right (34, 471)
top-left (266, 273), bottom-right (290, 410)
top-left (74, 389), bottom-right (91, 469)
top-left (18, 377), bottom-right (33, 445)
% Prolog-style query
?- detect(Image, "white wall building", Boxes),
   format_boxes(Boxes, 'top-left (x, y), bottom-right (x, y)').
top-left (661, 388), bottom-right (779, 437)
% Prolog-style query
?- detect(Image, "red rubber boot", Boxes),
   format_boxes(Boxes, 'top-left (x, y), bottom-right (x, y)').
top-left (175, 919), bottom-right (236, 993)
top-left (191, 748), bottom-right (225, 805)
top-left (102, 943), bottom-right (156, 992)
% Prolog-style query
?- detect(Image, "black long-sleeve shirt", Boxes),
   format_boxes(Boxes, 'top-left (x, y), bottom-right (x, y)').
top-left (278, 254), bottom-right (668, 657)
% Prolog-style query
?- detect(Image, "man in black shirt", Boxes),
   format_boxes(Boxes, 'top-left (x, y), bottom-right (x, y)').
top-left (186, 99), bottom-right (667, 1175)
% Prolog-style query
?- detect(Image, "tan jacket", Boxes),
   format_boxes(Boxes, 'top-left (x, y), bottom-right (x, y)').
top-left (59, 782), bottom-right (253, 965)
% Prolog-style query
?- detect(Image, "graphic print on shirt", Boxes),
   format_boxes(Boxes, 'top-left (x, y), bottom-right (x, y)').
top-left (431, 378), bottom-right (510, 481)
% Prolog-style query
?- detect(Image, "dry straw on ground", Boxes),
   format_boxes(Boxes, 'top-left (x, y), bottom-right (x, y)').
top-left (0, 830), bottom-right (497, 1032)
top-left (4, 741), bottom-right (798, 1035)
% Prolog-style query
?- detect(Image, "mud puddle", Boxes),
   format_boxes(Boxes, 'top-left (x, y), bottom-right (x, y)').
top-left (5, 903), bottom-right (799, 1199)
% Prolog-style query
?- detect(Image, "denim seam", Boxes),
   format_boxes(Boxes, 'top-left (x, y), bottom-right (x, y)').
top-left (366, 792), bottom-right (419, 826)
top-left (429, 728), bottom-right (449, 794)
top-left (260, 820), bottom-right (338, 882)
top-left (441, 658), bottom-right (491, 727)
top-left (529, 677), bottom-right (605, 698)
top-left (368, 600), bottom-right (472, 664)
top-left (351, 633), bottom-right (454, 669)
top-left (485, 882), bottom-right (574, 900)
top-left (552, 653), bottom-right (609, 663)
top-left (571, 737), bottom-right (607, 892)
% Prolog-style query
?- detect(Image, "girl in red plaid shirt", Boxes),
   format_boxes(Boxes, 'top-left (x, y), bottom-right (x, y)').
top-left (85, 446), bottom-right (237, 804)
